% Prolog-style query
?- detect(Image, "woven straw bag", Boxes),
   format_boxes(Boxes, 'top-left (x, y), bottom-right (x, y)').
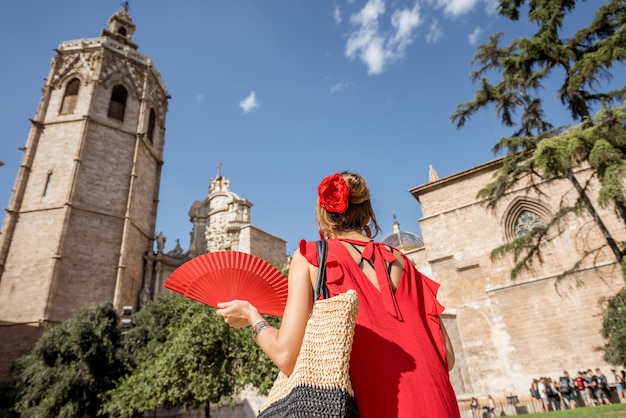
top-left (257, 241), bottom-right (360, 417)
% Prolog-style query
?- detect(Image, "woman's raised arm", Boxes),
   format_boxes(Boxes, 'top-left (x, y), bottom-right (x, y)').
top-left (216, 250), bottom-right (314, 376)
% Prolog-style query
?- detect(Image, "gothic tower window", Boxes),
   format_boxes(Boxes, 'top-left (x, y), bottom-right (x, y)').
top-left (42, 171), bottom-right (53, 197)
top-left (60, 78), bottom-right (80, 114)
top-left (117, 26), bottom-right (127, 36)
top-left (107, 85), bottom-right (128, 121)
top-left (147, 108), bottom-right (156, 142)
top-left (503, 197), bottom-right (551, 241)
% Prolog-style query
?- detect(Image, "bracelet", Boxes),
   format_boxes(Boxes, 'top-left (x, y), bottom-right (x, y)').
top-left (253, 320), bottom-right (273, 344)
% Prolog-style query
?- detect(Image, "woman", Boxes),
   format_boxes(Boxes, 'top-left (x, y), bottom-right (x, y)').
top-left (486, 395), bottom-right (496, 417)
top-left (470, 397), bottom-right (480, 418)
top-left (216, 172), bottom-right (460, 417)
top-left (530, 379), bottom-right (544, 412)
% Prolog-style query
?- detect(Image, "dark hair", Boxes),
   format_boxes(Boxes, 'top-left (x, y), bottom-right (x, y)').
top-left (317, 171), bottom-right (381, 238)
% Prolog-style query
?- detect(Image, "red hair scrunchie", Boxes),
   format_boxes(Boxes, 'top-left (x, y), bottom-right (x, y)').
top-left (317, 173), bottom-right (350, 214)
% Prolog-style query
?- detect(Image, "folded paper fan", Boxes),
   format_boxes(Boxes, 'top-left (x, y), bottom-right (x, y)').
top-left (164, 251), bottom-right (288, 317)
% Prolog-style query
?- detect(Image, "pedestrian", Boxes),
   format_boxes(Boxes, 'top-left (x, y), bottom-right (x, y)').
top-left (559, 371), bottom-right (577, 409)
top-left (470, 397), bottom-right (480, 418)
top-left (530, 378), bottom-right (544, 412)
top-left (486, 395), bottom-right (496, 417)
top-left (538, 377), bottom-right (550, 412)
top-left (594, 368), bottom-right (612, 405)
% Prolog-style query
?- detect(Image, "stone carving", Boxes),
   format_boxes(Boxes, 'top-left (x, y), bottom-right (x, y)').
top-left (210, 176), bottom-right (230, 194)
top-left (167, 239), bottom-right (184, 256)
top-left (156, 231), bottom-right (166, 253)
top-left (206, 217), bottom-right (231, 252)
top-left (139, 284), bottom-right (151, 308)
top-left (99, 51), bottom-right (144, 95)
top-left (50, 50), bottom-right (100, 87)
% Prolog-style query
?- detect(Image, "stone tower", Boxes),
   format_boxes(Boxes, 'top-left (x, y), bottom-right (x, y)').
top-left (0, 6), bottom-right (168, 378)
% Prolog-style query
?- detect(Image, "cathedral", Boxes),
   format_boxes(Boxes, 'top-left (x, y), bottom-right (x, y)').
top-left (0, 6), bottom-right (624, 415)
top-left (405, 161), bottom-right (625, 409)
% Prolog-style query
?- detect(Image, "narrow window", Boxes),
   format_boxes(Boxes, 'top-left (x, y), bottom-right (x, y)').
top-left (60, 78), bottom-right (80, 114)
top-left (147, 108), bottom-right (156, 142)
top-left (108, 85), bottom-right (128, 121)
top-left (43, 171), bottom-right (53, 197)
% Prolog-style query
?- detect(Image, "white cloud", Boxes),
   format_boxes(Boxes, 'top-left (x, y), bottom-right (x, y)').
top-left (345, 0), bottom-right (421, 75)
top-left (484, 0), bottom-right (498, 15)
top-left (389, 4), bottom-right (420, 49)
top-left (426, 18), bottom-right (443, 43)
top-left (329, 82), bottom-right (354, 95)
top-left (468, 25), bottom-right (483, 45)
top-left (333, 6), bottom-right (342, 24)
top-left (239, 91), bottom-right (259, 113)
top-left (345, 0), bottom-right (386, 74)
top-left (435, 0), bottom-right (482, 16)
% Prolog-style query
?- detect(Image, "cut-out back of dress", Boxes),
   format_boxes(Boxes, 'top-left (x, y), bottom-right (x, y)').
top-left (340, 239), bottom-right (404, 292)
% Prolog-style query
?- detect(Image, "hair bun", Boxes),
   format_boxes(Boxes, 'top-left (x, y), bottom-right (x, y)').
top-left (343, 172), bottom-right (369, 204)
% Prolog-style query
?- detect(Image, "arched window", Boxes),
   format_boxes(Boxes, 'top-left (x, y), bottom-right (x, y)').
top-left (117, 27), bottom-right (127, 36)
top-left (108, 85), bottom-right (128, 121)
top-left (60, 78), bottom-right (80, 114)
top-left (503, 197), bottom-right (551, 241)
top-left (147, 108), bottom-right (156, 142)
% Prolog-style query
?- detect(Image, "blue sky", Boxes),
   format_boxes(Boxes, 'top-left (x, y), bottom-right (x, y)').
top-left (0, 1), bottom-right (618, 255)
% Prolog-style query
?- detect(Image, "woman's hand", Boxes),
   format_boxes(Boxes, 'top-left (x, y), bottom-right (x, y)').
top-left (216, 300), bottom-right (261, 328)
top-left (215, 249), bottom-right (315, 376)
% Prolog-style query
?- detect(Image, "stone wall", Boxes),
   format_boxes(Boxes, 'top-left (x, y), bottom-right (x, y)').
top-left (242, 226), bottom-right (288, 265)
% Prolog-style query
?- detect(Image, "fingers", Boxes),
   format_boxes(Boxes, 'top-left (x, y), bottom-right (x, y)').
top-left (216, 300), bottom-right (233, 309)
top-left (215, 300), bottom-right (250, 328)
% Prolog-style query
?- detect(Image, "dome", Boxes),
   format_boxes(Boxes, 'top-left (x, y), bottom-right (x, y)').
top-left (381, 217), bottom-right (424, 249)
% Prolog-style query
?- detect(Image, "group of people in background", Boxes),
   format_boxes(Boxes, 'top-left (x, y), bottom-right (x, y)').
top-left (530, 368), bottom-right (626, 412)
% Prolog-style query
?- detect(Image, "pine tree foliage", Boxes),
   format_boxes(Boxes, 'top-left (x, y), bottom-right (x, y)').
top-left (600, 287), bottom-right (626, 366)
top-left (451, 0), bottom-right (626, 279)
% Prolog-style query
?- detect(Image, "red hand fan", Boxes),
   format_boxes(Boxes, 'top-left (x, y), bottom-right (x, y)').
top-left (164, 251), bottom-right (289, 317)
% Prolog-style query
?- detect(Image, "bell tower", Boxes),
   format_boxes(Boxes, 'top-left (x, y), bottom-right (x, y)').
top-left (0, 5), bottom-right (169, 378)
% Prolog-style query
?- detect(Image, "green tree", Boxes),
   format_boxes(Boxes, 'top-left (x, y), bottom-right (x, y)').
top-left (101, 294), bottom-right (278, 418)
top-left (600, 287), bottom-right (626, 366)
top-left (0, 380), bottom-right (19, 418)
top-left (451, 0), bottom-right (626, 280)
top-left (12, 302), bottom-right (125, 418)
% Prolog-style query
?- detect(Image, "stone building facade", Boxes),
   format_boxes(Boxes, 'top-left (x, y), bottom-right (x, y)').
top-left (0, 6), bottom-right (169, 379)
top-left (405, 159), bottom-right (625, 406)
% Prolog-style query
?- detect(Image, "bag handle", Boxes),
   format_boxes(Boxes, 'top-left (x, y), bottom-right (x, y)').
top-left (313, 240), bottom-right (329, 301)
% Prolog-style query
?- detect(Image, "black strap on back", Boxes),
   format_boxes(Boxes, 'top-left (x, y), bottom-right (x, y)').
top-left (313, 240), bottom-right (329, 301)
top-left (348, 242), bottom-right (393, 276)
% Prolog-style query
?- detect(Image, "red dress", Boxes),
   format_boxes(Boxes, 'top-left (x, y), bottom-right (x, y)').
top-left (300, 238), bottom-right (460, 418)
